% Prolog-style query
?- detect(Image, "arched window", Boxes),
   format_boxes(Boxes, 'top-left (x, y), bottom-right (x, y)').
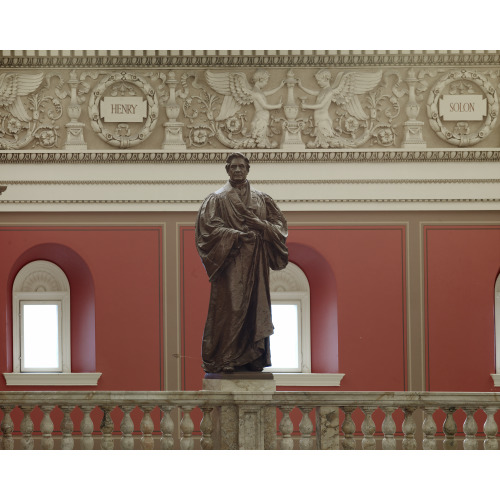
top-left (268, 262), bottom-right (311, 373)
top-left (268, 261), bottom-right (344, 387)
top-left (13, 260), bottom-right (71, 373)
top-left (4, 259), bottom-right (101, 386)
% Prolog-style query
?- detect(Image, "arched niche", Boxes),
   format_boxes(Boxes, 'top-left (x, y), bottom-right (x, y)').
top-left (7, 243), bottom-right (96, 373)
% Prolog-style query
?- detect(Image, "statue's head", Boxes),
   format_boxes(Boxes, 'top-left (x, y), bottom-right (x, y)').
top-left (315, 69), bottom-right (331, 86)
top-left (252, 69), bottom-right (270, 87)
top-left (226, 152), bottom-right (250, 183)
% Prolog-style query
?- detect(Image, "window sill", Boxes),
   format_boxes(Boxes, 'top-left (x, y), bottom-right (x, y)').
top-left (3, 372), bottom-right (102, 386)
top-left (491, 374), bottom-right (500, 386)
top-left (273, 373), bottom-right (345, 387)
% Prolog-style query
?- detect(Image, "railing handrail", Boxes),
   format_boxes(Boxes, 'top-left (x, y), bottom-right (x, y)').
top-left (2, 390), bottom-right (500, 407)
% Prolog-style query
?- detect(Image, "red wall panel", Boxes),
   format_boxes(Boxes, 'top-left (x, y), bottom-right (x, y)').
top-left (181, 225), bottom-right (407, 392)
top-left (425, 226), bottom-right (500, 391)
top-left (0, 226), bottom-right (163, 391)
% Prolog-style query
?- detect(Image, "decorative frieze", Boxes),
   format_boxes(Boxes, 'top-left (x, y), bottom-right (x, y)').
top-left (0, 53), bottom-right (500, 152)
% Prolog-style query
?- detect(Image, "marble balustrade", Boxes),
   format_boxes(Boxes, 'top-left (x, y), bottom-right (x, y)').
top-left (1, 391), bottom-right (499, 450)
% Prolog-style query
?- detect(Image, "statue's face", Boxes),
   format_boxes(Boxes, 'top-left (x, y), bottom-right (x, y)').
top-left (315, 71), bottom-right (330, 88)
top-left (226, 158), bottom-right (249, 183)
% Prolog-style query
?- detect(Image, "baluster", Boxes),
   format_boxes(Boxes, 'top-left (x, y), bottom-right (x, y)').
top-left (463, 407), bottom-right (478, 450)
top-left (160, 405), bottom-right (175, 450)
top-left (381, 406), bottom-right (397, 450)
top-left (60, 405), bottom-right (75, 450)
top-left (361, 406), bottom-right (377, 450)
top-left (140, 405), bottom-right (155, 450)
top-left (341, 406), bottom-right (357, 450)
top-left (20, 405), bottom-right (34, 450)
top-left (279, 406), bottom-right (295, 450)
top-left (0, 405), bottom-right (15, 450)
top-left (443, 407), bottom-right (457, 450)
top-left (200, 406), bottom-right (214, 450)
top-left (120, 405), bottom-right (135, 450)
top-left (40, 405), bottom-right (55, 450)
top-left (298, 406), bottom-right (314, 450)
top-left (180, 406), bottom-right (195, 450)
top-left (422, 407), bottom-right (437, 450)
top-left (483, 407), bottom-right (498, 450)
top-left (402, 407), bottom-right (417, 450)
top-left (80, 405), bottom-right (95, 450)
top-left (100, 406), bottom-right (115, 450)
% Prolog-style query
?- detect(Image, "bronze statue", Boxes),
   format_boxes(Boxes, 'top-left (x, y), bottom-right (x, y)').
top-left (195, 152), bottom-right (288, 373)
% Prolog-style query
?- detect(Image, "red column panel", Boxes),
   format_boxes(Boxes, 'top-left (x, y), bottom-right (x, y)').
top-left (425, 226), bottom-right (499, 391)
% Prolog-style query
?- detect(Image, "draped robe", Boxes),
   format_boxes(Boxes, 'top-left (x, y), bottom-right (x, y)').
top-left (195, 180), bottom-right (288, 373)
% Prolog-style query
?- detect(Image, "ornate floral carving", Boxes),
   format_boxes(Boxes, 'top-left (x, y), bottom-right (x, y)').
top-left (0, 72), bottom-right (61, 149)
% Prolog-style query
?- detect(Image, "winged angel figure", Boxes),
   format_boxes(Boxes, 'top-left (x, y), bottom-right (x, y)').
top-left (299, 69), bottom-right (383, 147)
top-left (0, 72), bottom-right (44, 122)
top-left (205, 70), bottom-right (284, 148)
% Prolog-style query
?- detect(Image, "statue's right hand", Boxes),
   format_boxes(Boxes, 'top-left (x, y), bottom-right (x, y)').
top-left (240, 231), bottom-right (256, 243)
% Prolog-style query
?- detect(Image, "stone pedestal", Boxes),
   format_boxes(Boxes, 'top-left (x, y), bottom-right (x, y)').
top-left (401, 120), bottom-right (426, 149)
top-left (202, 372), bottom-right (277, 450)
top-left (281, 121), bottom-right (306, 150)
top-left (162, 122), bottom-right (186, 149)
top-left (64, 122), bottom-right (87, 150)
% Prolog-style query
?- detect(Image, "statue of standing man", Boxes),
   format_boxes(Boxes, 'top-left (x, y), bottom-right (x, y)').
top-left (195, 152), bottom-right (288, 373)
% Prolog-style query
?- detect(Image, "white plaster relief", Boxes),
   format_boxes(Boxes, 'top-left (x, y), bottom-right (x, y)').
top-left (1, 56), bottom-right (500, 151)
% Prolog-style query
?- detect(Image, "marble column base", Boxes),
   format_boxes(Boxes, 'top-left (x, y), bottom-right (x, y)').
top-left (202, 372), bottom-right (277, 450)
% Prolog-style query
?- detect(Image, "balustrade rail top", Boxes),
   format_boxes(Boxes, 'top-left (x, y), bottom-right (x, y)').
top-left (2, 390), bottom-right (500, 408)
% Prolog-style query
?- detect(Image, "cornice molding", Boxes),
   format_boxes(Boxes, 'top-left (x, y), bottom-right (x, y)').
top-left (2, 149), bottom-right (500, 164)
top-left (1, 51), bottom-right (499, 69)
top-left (2, 178), bottom-right (500, 186)
top-left (2, 198), bottom-right (500, 205)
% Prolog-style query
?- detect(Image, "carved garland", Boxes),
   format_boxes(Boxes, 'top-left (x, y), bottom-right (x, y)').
top-left (427, 69), bottom-right (498, 146)
top-left (88, 72), bottom-right (159, 148)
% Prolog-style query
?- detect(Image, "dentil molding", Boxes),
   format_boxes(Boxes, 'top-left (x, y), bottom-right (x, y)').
top-left (2, 149), bottom-right (500, 163)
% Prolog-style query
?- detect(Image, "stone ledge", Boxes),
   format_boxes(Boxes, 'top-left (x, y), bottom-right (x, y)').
top-left (3, 372), bottom-right (102, 386)
top-left (202, 373), bottom-right (276, 392)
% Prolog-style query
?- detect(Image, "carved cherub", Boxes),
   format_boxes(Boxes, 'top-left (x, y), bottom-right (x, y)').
top-left (205, 69), bottom-right (284, 148)
top-left (0, 73), bottom-right (44, 122)
top-left (298, 69), bottom-right (383, 147)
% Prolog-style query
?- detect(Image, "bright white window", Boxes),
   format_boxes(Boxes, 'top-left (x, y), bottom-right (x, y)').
top-left (270, 302), bottom-right (300, 371)
top-left (12, 260), bottom-right (71, 374)
top-left (21, 301), bottom-right (62, 372)
top-left (267, 262), bottom-right (311, 374)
